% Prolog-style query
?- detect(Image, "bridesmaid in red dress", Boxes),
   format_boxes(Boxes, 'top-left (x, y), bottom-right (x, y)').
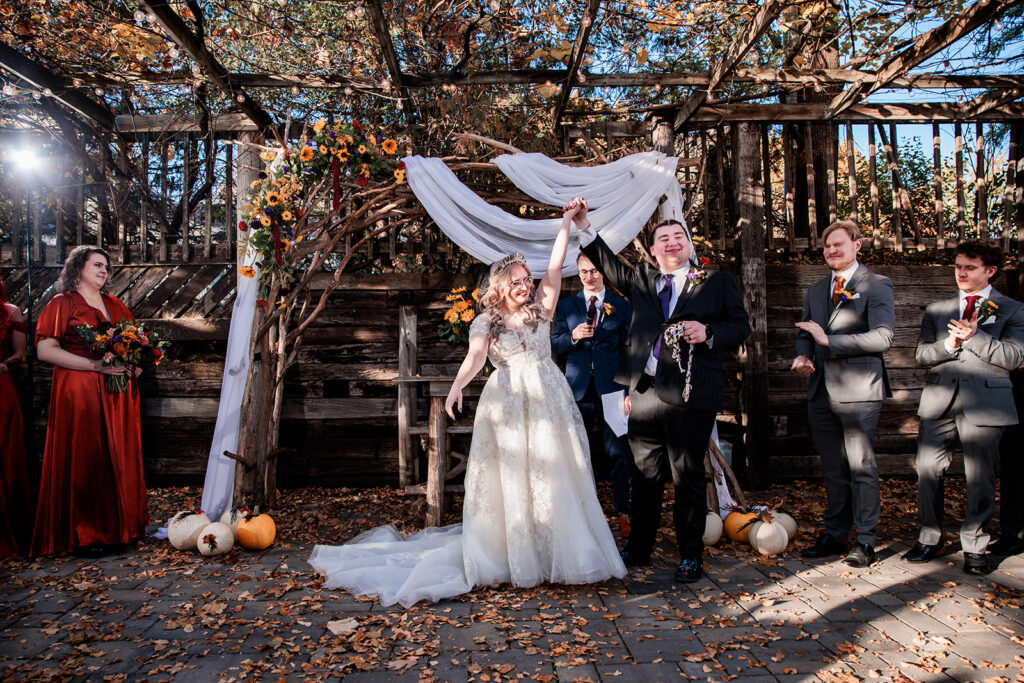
top-left (0, 278), bottom-right (32, 559)
top-left (31, 246), bottom-right (149, 557)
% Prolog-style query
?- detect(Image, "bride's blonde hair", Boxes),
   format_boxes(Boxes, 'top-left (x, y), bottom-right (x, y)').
top-left (478, 252), bottom-right (548, 341)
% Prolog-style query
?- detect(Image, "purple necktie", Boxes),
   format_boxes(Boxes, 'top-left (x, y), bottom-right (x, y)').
top-left (652, 274), bottom-right (674, 361)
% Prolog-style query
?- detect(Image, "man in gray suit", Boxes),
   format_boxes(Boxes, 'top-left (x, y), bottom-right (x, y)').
top-left (903, 240), bottom-right (1024, 575)
top-left (792, 220), bottom-right (895, 567)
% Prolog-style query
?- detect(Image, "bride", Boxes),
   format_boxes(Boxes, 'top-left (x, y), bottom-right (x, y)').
top-left (308, 197), bottom-right (626, 607)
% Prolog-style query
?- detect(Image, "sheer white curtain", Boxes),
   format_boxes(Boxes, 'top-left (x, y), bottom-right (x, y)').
top-left (404, 151), bottom-right (685, 275)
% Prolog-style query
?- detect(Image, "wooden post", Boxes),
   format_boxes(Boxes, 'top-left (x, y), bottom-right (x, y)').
top-left (54, 149), bottom-right (64, 264)
top-left (716, 126), bottom-right (727, 249)
top-left (397, 305), bottom-right (418, 488)
top-left (651, 114), bottom-right (675, 155)
top-left (159, 141), bottom-right (169, 261)
top-left (878, 124), bottom-right (922, 249)
top-left (225, 142), bottom-right (235, 255)
top-left (804, 122), bottom-right (817, 247)
top-left (826, 123), bottom-right (838, 225)
top-left (30, 187), bottom-right (43, 263)
top-left (976, 122), bottom-right (988, 237)
top-left (117, 140), bottom-right (130, 264)
top-left (425, 396), bottom-right (449, 527)
top-left (868, 124), bottom-right (880, 243)
top-left (702, 132), bottom-right (711, 241)
top-left (955, 122), bottom-right (967, 239)
top-left (182, 135), bottom-right (192, 262)
top-left (140, 137), bottom-right (150, 262)
top-left (845, 123), bottom-right (858, 225)
top-left (933, 123), bottom-right (945, 245)
top-left (783, 125), bottom-right (795, 249)
top-left (75, 169), bottom-right (85, 249)
top-left (1003, 125), bottom-right (1016, 251)
top-left (10, 188), bottom-right (23, 266)
top-left (762, 124), bottom-right (773, 249)
top-left (204, 139), bottom-right (214, 260)
top-left (736, 121), bottom-right (770, 488)
top-left (1014, 122), bottom-right (1024, 255)
top-left (886, 124), bottom-right (902, 249)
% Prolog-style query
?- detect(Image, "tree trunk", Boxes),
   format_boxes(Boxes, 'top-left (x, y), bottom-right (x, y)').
top-left (736, 122), bottom-right (771, 488)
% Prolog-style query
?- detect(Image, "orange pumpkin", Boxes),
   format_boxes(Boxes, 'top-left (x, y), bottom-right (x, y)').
top-left (236, 508), bottom-right (276, 550)
top-left (724, 509), bottom-right (759, 542)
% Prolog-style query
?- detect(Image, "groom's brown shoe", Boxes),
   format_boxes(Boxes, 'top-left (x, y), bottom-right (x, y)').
top-left (618, 514), bottom-right (631, 539)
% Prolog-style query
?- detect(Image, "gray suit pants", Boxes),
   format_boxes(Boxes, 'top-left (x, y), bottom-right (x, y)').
top-left (916, 387), bottom-right (1002, 553)
top-left (808, 394), bottom-right (882, 545)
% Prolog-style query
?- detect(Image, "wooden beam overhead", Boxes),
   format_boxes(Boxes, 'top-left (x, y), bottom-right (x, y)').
top-left (964, 86), bottom-right (1024, 118)
top-left (0, 41), bottom-right (115, 129)
top-left (673, 0), bottom-right (785, 130)
top-left (826, 0), bottom-right (1021, 118)
top-left (365, 1), bottom-right (416, 121)
top-left (553, 0), bottom-right (603, 130)
top-left (139, 0), bottom-right (275, 134)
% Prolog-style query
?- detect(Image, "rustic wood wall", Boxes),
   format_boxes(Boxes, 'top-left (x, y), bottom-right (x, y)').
top-left (1, 264), bottom-right (1011, 486)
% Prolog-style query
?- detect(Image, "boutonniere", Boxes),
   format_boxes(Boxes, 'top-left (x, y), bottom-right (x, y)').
top-left (978, 298), bottom-right (1000, 321)
top-left (835, 283), bottom-right (856, 304)
top-left (686, 257), bottom-right (713, 287)
top-left (601, 302), bottom-right (614, 316)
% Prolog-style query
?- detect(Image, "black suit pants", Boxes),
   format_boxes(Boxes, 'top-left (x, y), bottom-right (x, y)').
top-left (625, 379), bottom-right (715, 559)
top-left (998, 369), bottom-right (1024, 540)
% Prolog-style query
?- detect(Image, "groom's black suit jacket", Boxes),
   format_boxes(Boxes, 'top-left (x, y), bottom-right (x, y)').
top-left (582, 236), bottom-right (750, 413)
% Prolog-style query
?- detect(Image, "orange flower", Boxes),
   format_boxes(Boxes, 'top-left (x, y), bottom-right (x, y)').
top-left (313, 118), bottom-right (327, 133)
top-left (239, 266), bottom-right (256, 278)
top-left (281, 210), bottom-right (293, 221)
top-left (460, 309), bottom-right (475, 323)
top-left (319, 145), bottom-right (329, 155)
top-left (260, 215), bottom-right (272, 227)
top-left (394, 169), bottom-right (406, 184)
top-left (299, 146), bottom-right (315, 162)
top-left (381, 139), bottom-right (398, 154)
top-left (265, 191), bottom-right (281, 205)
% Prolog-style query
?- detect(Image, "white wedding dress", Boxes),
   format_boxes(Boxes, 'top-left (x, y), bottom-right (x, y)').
top-left (308, 316), bottom-right (627, 607)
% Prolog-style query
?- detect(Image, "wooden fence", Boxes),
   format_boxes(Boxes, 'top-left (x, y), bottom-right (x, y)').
top-left (2, 264), bottom-right (1008, 486)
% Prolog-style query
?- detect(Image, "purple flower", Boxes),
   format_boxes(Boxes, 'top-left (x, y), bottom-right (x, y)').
top-left (376, 134), bottom-right (383, 143)
top-left (304, 166), bottom-right (312, 173)
top-left (328, 131), bottom-right (336, 139)
top-left (249, 219), bottom-right (260, 230)
top-left (306, 140), bottom-right (316, 147)
top-left (264, 207), bottom-right (275, 216)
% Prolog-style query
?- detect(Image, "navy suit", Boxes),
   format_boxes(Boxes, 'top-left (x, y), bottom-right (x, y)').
top-left (552, 290), bottom-right (632, 514)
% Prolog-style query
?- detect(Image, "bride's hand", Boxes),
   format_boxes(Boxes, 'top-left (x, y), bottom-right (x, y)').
top-left (564, 197), bottom-right (589, 228)
top-left (445, 387), bottom-right (462, 420)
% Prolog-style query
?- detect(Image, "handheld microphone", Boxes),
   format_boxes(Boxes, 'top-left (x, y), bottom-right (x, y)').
top-left (586, 307), bottom-right (597, 326)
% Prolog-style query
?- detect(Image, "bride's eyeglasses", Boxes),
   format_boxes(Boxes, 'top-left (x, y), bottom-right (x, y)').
top-left (509, 276), bottom-right (533, 290)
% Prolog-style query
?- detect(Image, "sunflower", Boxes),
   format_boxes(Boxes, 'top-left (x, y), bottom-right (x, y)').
top-left (359, 163), bottom-right (371, 177)
top-left (394, 169), bottom-right (406, 183)
top-left (260, 215), bottom-right (272, 227)
top-left (381, 139), bottom-right (398, 154)
top-left (460, 309), bottom-right (475, 323)
top-left (299, 146), bottom-right (315, 162)
top-left (313, 118), bottom-right (327, 133)
top-left (250, 179), bottom-right (262, 189)
top-left (444, 309), bottom-right (459, 323)
top-left (239, 266), bottom-right (256, 278)
top-left (319, 145), bottom-right (329, 155)
top-left (265, 191), bottom-right (281, 205)
top-left (358, 145), bottom-right (367, 154)
top-left (281, 210), bottom-right (293, 221)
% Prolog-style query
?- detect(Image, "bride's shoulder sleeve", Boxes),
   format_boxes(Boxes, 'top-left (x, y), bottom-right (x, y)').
top-left (469, 313), bottom-right (491, 338)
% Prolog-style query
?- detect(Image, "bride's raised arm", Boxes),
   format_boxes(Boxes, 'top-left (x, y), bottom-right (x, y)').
top-left (536, 198), bottom-right (584, 318)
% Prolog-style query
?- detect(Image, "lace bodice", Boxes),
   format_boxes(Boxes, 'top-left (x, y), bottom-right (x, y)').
top-left (469, 315), bottom-right (552, 369)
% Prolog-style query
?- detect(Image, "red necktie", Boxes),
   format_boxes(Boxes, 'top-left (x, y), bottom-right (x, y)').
top-left (962, 295), bottom-right (980, 321)
top-left (831, 275), bottom-right (846, 306)
top-left (588, 295), bottom-right (597, 320)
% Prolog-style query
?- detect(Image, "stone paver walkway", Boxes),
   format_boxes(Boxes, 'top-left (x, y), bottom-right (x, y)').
top-left (2, 483), bottom-right (1023, 682)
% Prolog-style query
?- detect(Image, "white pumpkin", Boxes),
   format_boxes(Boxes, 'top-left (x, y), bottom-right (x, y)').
top-left (197, 522), bottom-right (235, 557)
top-left (218, 507), bottom-right (250, 537)
top-left (748, 512), bottom-right (789, 556)
top-left (168, 510), bottom-right (212, 551)
top-left (769, 510), bottom-right (798, 542)
top-left (703, 511), bottom-right (724, 546)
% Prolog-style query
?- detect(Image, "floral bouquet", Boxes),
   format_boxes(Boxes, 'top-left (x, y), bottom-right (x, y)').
top-left (75, 320), bottom-right (170, 392)
top-left (438, 286), bottom-right (479, 344)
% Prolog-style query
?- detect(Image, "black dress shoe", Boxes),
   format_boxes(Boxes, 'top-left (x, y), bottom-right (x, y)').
top-left (674, 557), bottom-right (703, 584)
top-left (901, 541), bottom-right (943, 563)
top-left (988, 536), bottom-right (1024, 556)
top-left (620, 549), bottom-right (651, 567)
top-left (963, 552), bottom-right (990, 576)
top-left (842, 543), bottom-right (876, 568)
top-left (801, 534), bottom-right (847, 559)
top-left (73, 544), bottom-right (111, 559)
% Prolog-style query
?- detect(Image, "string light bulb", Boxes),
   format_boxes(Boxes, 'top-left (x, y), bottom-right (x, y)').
top-left (134, 9), bottom-right (146, 23)
top-left (354, 4), bottom-right (365, 17)
top-left (168, 47), bottom-right (179, 59)
top-left (236, 94), bottom-right (245, 103)
top-left (2, 84), bottom-right (14, 96)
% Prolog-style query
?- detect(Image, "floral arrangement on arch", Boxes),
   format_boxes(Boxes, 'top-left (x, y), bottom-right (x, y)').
top-left (438, 286), bottom-right (480, 344)
top-left (237, 118), bottom-right (406, 303)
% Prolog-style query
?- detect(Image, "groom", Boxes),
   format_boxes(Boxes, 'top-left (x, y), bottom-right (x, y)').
top-left (576, 208), bottom-right (750, 583)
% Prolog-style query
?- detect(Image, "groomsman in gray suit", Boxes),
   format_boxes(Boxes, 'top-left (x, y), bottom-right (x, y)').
top-left (792, 220), bottom-right (895, 568)
top-left (903, 240), bottom-right (1024, 575)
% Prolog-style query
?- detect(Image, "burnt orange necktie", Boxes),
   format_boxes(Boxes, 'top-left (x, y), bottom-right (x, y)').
top-left (831, 275), bottom-right (846, 306)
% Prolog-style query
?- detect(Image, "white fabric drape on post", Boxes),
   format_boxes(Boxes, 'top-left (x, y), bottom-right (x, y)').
top-left (404, 151), bottom-right (685, 275)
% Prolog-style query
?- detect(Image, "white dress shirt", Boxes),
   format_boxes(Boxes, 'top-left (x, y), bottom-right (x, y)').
top-left (575, 287), bottom-right (606, 343)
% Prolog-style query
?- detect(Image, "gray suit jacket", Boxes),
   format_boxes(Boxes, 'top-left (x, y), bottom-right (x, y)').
top-left (916, 289), bottom-right (1024, 426)
top-left (795, 265), bottom-right (895, 403)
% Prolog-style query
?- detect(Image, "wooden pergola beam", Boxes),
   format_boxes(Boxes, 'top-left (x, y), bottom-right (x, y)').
top-left (826, 0), bottom-right (1021, 118)
top-left (139, 0), bottom-right (275, 134)
top-left (553, 0), bottom-right (603, 130)
top-left (67, 67), bottom-right (1024, 93)
top-left (673, 0), bottom-right (785, 130)
top-left (0, 41), bottom-right (114, 130)
top-left (365, 1), bottom-right (416, 121)
top-left (964, 86), bottom-right (1024, 118)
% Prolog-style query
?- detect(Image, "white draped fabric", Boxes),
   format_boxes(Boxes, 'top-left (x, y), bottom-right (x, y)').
top-left (198, 151), bottom-right (688, 519)
top-left (403, 151), bottom-right (686, 276)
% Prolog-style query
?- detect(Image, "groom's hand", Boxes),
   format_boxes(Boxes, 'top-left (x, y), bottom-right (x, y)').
top-left (571, 322), bottom-right (595, 342)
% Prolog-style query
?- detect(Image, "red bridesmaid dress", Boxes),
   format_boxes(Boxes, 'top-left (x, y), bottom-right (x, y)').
top-left (0, 302), bottom-right (31, 559)
top-left (30, 292), bottom-right (149, 555)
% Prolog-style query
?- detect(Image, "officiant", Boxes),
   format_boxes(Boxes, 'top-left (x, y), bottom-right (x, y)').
top-left (551, 253), bottom-right (633, 538)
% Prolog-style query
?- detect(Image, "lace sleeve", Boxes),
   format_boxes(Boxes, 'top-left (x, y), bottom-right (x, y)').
top-left (469, 314), bottom-right (491, 339)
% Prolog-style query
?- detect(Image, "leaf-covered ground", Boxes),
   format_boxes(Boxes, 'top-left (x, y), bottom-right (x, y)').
top-left (1, 480), bottom-right (1023, 682)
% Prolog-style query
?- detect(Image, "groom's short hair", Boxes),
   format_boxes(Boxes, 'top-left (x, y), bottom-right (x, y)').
top-left (647, 220), bottom-right (688, 248)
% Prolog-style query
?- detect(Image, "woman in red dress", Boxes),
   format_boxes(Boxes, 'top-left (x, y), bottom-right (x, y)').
top-left (0, 277), bottom-right (31, 559)
top-left (31, 246), bottom-right (148, 556)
